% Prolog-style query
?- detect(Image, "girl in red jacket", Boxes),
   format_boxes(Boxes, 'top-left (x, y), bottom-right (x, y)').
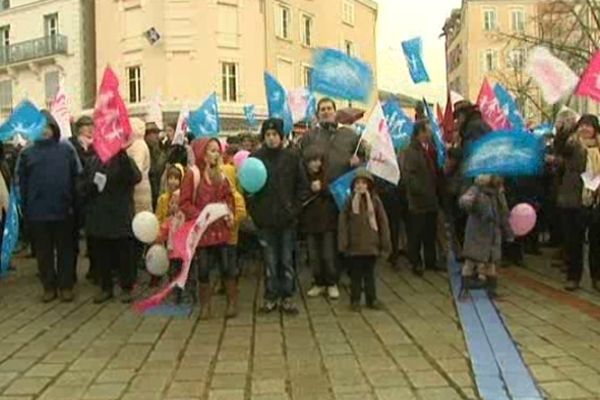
top-left (179, 138), bottom-right (235, 319)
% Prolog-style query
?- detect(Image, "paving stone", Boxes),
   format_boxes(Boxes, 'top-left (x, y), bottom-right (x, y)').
top-left (252, 378), bottom-right (286, 395)
top-left (406, 370), bottom-right (448, 389)
top-left (208, 389), bottom-right (244, 400)
top-left (210, 374), bottom-right (246, 390)
top-left (38, 386), bottom-right (86, 400)
top-left (174, 367), bottom-right (208, 381)
top-left (540, 381), bottom-right (593, 399)
top-left (214, 360), bottom-right (248, 374)
top-left (3, 377), bottom-right (51, 395)
top-left (0, 373), bottom-right (18, 389)
top-left (365, 370), bottom-right (408, 388)
top-left (416, 387), bottom-right (462, 400)
top-left (0, 358), bottom-right (37, 373)
top-left (394, 356), bottom-right (433, 372)
top-left (166, 380), bottom-right (205, 397)
top-left (24, 363), bottom-right (65, 378)
top-left (83, 383), bottom-right (127, 400)
top-left (95, 369), bottom-right (136, 383)
top-left (375, 387), bottom-right (417, 400)
top-left (54, 371), bottom-right (96, 386)
top-left (530, 364), bottom-right (567, 382)
top-left (129, 374), bottom-right (170, 392)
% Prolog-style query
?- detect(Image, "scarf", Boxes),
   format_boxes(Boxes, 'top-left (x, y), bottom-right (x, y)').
top-left (580, 136), bottom-right (600, 207)
top-left (351, 191), bottom-right (378, 232)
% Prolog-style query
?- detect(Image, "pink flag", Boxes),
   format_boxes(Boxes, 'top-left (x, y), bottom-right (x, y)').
top-left (576, 51), bottom-right (600, 102)
top-left (93, 66), bottom-right (132, 163)
top-left (50, 79), bottom-right (73, 139)
top-left (133, 203), bottom-right (231, 313)
top-left (476, 79), bottom-right (510, 131)
top-left (365, 102), bottom-right (400, 185)
top-left (526, 47), bottom-right (579, 105)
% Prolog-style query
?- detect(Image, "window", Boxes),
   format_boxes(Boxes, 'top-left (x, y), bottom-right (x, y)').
top-left (0, 25), bottom-right (9, 47)
top-left (127, 66), bottom-right (142, 103)
top-left (277, 4), bottom-right (291, 40)
top-left (509, 48), bottom-right (525, 69)
top-left (0, 80), bottom-right (12, 119)
top-left (0, 0), bottom-right (9, 12)
top-left (217, 4), bottom-right (239, 47)
top-left (277, 58), bottom-right (293, 88)
top-left (44, 71), bottom-right (59, 108)
top-left (342, 0), bottom-right (355, 25)
top-left (44, 13), bottom-right (59, 37)
top-left (344, 40), bottom-right (355, 57)
top-left (301, 14), bottom-right (313, 47)
top-left (302, 65), bottom-right (313, 88)
top-left (484, 49), bottom-right (498, 72)
top-left (511, 10), bottom-right (524, 32)
top-left (483, 9), bottom-right (497, 31)
top-left (221, 62), bottom-right (238, 102)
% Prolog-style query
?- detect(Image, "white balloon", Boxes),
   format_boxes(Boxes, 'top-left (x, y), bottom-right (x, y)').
top-left (132, 211), bottom-right (159, 244)
top-left (146, 244), bottom-right (169, 276)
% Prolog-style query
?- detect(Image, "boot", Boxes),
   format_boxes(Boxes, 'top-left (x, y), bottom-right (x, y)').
top-left (487, 277), bottom-right (498, 299)
top-left (198, 283), bottom-right (212, 320)
top-left (224, 280), bottom-right (239, 319)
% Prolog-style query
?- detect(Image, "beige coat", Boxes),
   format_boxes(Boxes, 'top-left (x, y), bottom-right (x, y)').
top-left (127, 118), bottom-right (152, 213)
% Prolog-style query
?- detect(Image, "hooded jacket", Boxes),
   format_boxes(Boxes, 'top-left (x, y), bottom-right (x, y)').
top-left (179, 138), bottom-right (234, 248)
top-left (18, 112), bottom-right (79, 221)
top-left (126, 118), bottom-right (153, 214)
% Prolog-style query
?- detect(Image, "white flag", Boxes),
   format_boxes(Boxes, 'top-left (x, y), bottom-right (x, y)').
top-left (365, 102), bottom-right (400, 185)
top-left (526, 47), bottom-right (579, 105)
top-left (173, 103), bottom-right (189, 145)
top-left (450, 90), bottom-right (464, 105)
top-left (50, 80), bottom-right (72, 139)
top-left (146, 90), bottom-right (163, 130)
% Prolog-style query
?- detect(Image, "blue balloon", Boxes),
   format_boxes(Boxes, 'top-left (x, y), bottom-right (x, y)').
top-left (238, 157), bottom-right (267, 194)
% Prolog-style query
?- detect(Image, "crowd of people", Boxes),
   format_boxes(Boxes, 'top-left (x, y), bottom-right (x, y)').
top-left (1, 96), bottom-right (598, 320)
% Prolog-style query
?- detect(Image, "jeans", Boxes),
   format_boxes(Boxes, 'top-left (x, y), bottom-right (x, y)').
top-left (89, 237), bottom-right (135, 293)
top-left (347, 255), bottom-right (377, 304)
top-left (259, 229), bottom-right (296, 301)
top-left (29, 218), bottom-right (76, 291)
top-left (195, 245), bottom-right (238, 284)
top-left (407, 212), bottom-right (438, 270)
top-left (306, 232), bottom-right (337, 287)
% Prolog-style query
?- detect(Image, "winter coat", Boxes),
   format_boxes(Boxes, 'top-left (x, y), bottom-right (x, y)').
top-left (18, 137), bottom-right (79, 222)
top-left (247, 146), bottom-right (310, 230)
top-left (460, 185), bottom-right (512, 263)
top-left (148, 141), bottom-right (168, 207)
top-left (300, 125), bottom-right (360, 183)
top-left (338, 192), bottom-right (391, 257)
top-left (555, 133), bottom-right (586, 209)
top-left (403, 139), bottom-right (440, 213)
top-left (78, 150), bottom-right (142, 239)
top-left (179, 138), bottom-right (234, 248)
top-left (299, 168), bottom-right (339, 234)
top-left (222, 163), bottom-right (247, 245)
top-left (155, 191), bottom-right (174, 225)
top-left (126, 127), bottom-right (152, 214)
top-left (460, 111), bottom-right (491, 148)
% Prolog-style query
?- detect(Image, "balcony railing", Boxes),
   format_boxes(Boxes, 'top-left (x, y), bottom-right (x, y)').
top-left (0, 35), bottom-right (68, 67)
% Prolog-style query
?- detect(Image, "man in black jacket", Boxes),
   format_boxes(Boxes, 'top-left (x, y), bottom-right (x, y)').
top-left (248, 118), bottom-right (310, 315)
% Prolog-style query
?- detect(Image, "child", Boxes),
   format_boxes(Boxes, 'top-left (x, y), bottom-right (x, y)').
top-left (338, 168), bottom-right (391, 311)
top-left (156, 164), bottom-right (185, 225)
top-left (179, 138), bottom-right (235, 319)
top-left (459, 175), bottom-right (513, 298)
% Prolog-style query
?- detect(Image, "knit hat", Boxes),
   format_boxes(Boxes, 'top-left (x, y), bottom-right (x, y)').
top-left (352, 167), bottom-right (374, 187)
top-left (260, 118), bottom-right (284, 141)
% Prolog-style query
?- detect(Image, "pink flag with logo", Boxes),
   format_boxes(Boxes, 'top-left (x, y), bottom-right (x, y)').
top-left (93, 66), bottom-right (132, 163)
top-left (50, 79), bottom-right (73, 139)
top-left (526, 47), bottom-right (579, 105)
top-left (576, 51), bottom-right (600, 102)
top-left (476, 79), bottom-right (510, 131)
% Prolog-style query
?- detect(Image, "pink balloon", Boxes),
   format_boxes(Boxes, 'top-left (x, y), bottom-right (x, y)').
top-left (233, 150), bottom-right (250, 169)
top-left (509, 203), bottom-right (537, 237)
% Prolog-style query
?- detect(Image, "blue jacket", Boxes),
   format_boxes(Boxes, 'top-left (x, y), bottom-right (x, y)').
top-left (18, 138), bottom-right (79, 221)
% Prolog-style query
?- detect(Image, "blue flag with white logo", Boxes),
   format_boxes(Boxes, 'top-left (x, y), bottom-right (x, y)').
top-left (0, 185), bottom-right (19, 277)
top-left (244, 105), bottom-right (258, 129)
top-left (401, 37), bottom-right (430, 84)
top-left (305, 92), bottom-right (317, 122)
top-left (423, 98), bottom-right (446, 168)
top-left (0, 100), bottom-right (47, 142)
top-left (188, 93), bottom-right (220, 138)
top-left (464, 130), bottom-right (545, 177)
top-left (310, 48), bottom-right (373, 102)
top-left (264, 72), bottom-right (293, 135)
top-left (494, 83), bottom-right (525, 130)
top-left (330, 168), bottom-right (358, 211)
top-left (382, 100), bottom-right (413, 151)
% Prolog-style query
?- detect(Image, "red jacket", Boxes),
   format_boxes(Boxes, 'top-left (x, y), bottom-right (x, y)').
top-left (179, 138), bottom-right (233, 248)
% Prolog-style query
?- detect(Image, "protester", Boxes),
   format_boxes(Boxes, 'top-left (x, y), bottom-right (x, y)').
top-left (459, 175), bottom-right (512, 298)
top-left (79, 149), bottom-right (141, 304)
top-left (146, 122), bottom-right (167, 210)
top-left (247, 118), bottom-right (310, 314)
top-left (156, 164), bottom-right (184, 225)
top-left (404, 119), bottom-right (441, 275)
top-left (300, 146), bottom-right (339, 298)
top-left (19, 111), bottom-right (79, 302)
top-left (127, 118), bottom-right (153, 214)
top-left (338, 168), bottom-right (391, 311)
top-left (179, 138), bottom-right (236, 319)
top-left (453, 100), bottom-right (491, 148)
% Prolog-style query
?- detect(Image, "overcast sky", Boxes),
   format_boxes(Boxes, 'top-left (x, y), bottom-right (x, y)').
top-left (375, 0), bottom-right (462, 103)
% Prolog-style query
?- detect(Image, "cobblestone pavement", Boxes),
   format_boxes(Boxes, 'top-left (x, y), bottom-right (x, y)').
top-left (0, 251), bottom-right (598, 400)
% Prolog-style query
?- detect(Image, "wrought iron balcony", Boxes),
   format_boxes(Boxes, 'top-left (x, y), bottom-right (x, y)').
top-left (0, 35), bottom-right (68, 67)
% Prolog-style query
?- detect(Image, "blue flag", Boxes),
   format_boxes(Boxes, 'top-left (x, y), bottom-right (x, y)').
top-left (382, 100), bottom-right (413, 151)
top-left (464, 130), bottom-right (545, 177)
top-left (310, 48), bottom-right (373, 102)
top-left (305, 92), bottom-right (317, 122)
top-left (244, 104), bottom-right (258, 129)
top-left (401, 37), bottom-right (430, 84)
top-left (532, 122), bottom-right (554, 136)
top-left (494, 83), bottom-right (525, 130)
top-left (0, 100), bottom-right (47, 142)
top-left (330, 168), bottom-right (358, 211)
top-left (0, 185), bottom-right (19, 277)
top-left (264, 72), bottom-right (293, 135)
top-left (423, 98), bottom-right (446, 168)
top-left (188, 93), bottom-right (220, 138)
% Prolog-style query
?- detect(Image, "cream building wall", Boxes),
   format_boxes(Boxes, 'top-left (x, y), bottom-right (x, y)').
top-left (0, 0), bottom-right (95, 119)
top-left (95, 0), bottom-right (378, 132)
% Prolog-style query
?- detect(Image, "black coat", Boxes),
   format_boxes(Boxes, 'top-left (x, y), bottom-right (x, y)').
top-left (299, 169), bottom-right (338, 234)
top-left (247, 146), bottom-right (310, 230)
top-left (78, 150), bottom-right (142, 239)
top-left (403, 140), bottom-right (440, 214)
